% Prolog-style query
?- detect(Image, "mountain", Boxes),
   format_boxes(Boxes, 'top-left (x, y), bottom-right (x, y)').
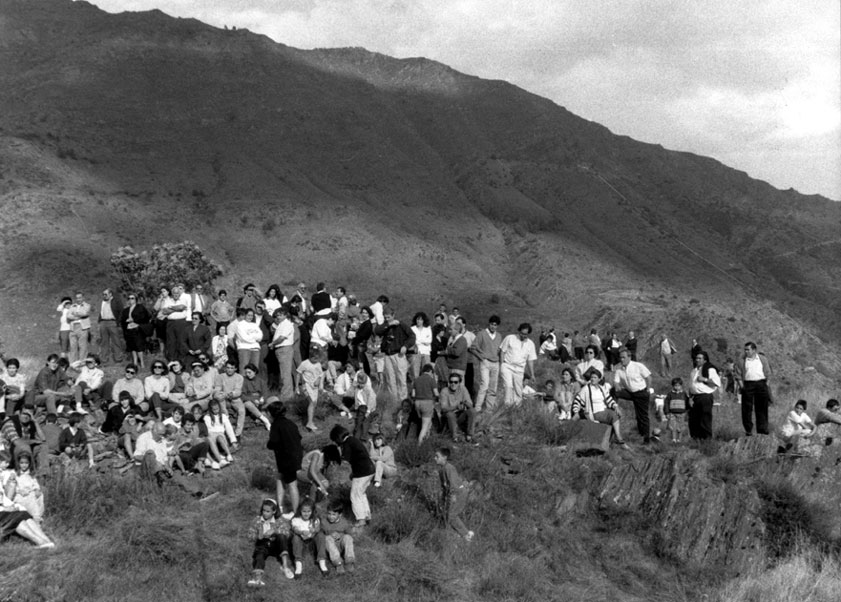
top-left (0, 0), bottom-right (839, 388)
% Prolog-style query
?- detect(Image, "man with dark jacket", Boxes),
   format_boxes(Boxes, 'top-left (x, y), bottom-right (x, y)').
top-left (329, 425), bottom-right (375, 526)
top-left (266, 400), bottom-right (303, 517)
top-left (374, 308), bottom-right (415, 423)
top-left (311, 282), bottom-right (333, 317)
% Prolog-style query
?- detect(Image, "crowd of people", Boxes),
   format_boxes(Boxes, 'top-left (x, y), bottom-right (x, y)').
top-left (2, 279), bottom-right (839, 581)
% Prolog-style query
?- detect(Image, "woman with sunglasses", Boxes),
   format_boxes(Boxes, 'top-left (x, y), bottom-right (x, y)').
top-left (68, 354), bottom-right (104, 414)
top-left (110, 363), bottom-right (145, 409)
top-left (120, 293), bottom-right (151, 369)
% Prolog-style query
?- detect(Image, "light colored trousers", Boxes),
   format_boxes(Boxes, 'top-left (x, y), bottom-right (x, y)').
top-left (350, 474), bottom-right (373, 521)
top-left (474, 359), bottom-right (499, 411)
top-left (325, 534), bottom-right (355, 566)
top-left (500, 363), bottom-right (525, 406)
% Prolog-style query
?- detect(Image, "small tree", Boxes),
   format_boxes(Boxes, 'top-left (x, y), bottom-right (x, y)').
top-left (110, 241), bottom-right (224, 300)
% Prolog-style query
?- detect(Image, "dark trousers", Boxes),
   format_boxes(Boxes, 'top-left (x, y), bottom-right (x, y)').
top-left (292, 533), bottom-right (326, 562)
top-left (741, 380), bottom-right (770, 435)
top-left (615, 388), bottom-right (651, 441)
top-left (178, 442), bottom-right (210, 471)
top-left (574, 347), bottom-right (584, 361)
top-left (688, 393), bottom-right (714, 439)
top-left (99, 320), bottom-right (124, 364)
top-left (253, 535), bottom-right (291, 570)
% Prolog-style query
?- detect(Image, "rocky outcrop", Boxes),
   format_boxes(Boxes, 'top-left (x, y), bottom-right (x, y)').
top-left (599, 451), bottom-right (765, 573)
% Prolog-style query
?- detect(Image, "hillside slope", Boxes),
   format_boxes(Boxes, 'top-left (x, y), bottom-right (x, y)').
top-left (0, 0), bottom-right (839, 388)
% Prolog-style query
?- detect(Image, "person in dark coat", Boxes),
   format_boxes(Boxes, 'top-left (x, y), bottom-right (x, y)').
top-left (184, 311), bottom-right (212, 367)
top-left (329, 425), bottom-right (375, 526)
top-left (266, 400), bottom-right (303, 516)
top-left (120, 293), bottom-right (152, 368)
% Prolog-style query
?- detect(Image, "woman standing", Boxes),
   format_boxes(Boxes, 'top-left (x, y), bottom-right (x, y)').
top-left (153, 287), bottom-right (172, 355)
top-left (688, 351), bottom-right (720, 440)
top-left (121, 293), bottom-right (151, 369)
top-left (235, 309), bottom-right (263, 375)
top-left (211, 324), bottom-right (229, 371)
top-left (410, 312), bottom-right (432, 380)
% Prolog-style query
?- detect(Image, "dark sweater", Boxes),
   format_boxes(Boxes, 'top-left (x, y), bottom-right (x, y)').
top-left (340, 435), bottom-right (375, 479)
top-left (267, 417), bottom-right (303, 472)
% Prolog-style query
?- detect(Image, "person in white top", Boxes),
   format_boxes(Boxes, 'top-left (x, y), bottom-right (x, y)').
top-left (335, 287), bottom-right (349, 319)
top-left (613, 348), bottom-right (655, 443)
top-left (66, 291), bottom-right (92, 364)
top-left (164, 284), bottom-right (192, 363)
top-left (369, 295), bottom-right (388, 326)
top-left (204, 399), bottom-right (237, 467)
top-left (779, 399), bottom-right (815, 452)
top-left (269, 306), bottom-right (296, 402)
top-left (659, 334), bottom-right (677, 377)
top-left (498, 323), bottom-right (537, 407)
top-left (57, 297), bottom-right (72, 359)
top-left (410, 312), bottom-right (432, 379)
top-left (262, 285), bottom-right (285, 316)
top-left (688, 350), bottom-right (721, 440)
top-left (235, 309), bottom-right (263, 375)
top-left (575, 346), bottom-right (605, 384)
top-left (311, 314), bottom-right (337, 349)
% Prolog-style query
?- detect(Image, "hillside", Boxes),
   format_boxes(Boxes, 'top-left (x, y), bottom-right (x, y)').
top-left (1, 0), bottom-right (840, 388)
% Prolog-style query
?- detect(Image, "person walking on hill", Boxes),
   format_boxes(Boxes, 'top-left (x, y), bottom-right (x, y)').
top-left (469, 315), bottom-right (502, 413)
top-left (735, 341), bottom-right (773, 436)
top-left (498, 323), bottom-right (537, 407)
top-left (658, 334), bottom-right (677, 377)
top-left (612, 348), bottom-right (655, 444)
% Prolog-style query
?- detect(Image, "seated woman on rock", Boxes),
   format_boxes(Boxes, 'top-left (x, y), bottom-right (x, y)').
top-left (571, 368), bottom-right (628, 449)
top-left (778, 399), bottom-right (815, 453)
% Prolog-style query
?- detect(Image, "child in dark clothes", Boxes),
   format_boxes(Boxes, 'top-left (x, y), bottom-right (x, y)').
top-left (435, 446), bottom-right (473, 541)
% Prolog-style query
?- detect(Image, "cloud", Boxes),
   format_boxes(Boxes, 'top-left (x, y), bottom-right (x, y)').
top-left (89, 0), bottom-right (841, 198)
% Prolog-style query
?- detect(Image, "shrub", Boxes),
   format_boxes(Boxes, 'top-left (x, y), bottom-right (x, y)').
top-left (369, 495), bottom-right (435, 544)
top-left (755, 477), bottom-right (836, 559)
top-left (110, 241), bottom-right (223, 300)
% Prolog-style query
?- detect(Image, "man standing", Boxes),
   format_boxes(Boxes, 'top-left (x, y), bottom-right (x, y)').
top-left (269, 307), bottom-right (295, 402)
top-left (612, 348), bottom-right (655, 444)
top-left (335, 287), bottom-right (349, 319)
top-left (659, 334), bottom-right (677, 377)
top-left (190, 284), bottom-right (211, 324)
top-left (469, 315), bottom-right (502, 413)
top-left (166, 284), bottom-right (192, 363)
top-left (98, 288), bottom-right (124, 365)
top-left (311, 282), bottom-right (332, 317)
top-left (455, 317), bottom-right (476, 395)
top-left (374, 308), bottom-right (415, 424)
top-left (735, 341), bottom-right (773, 436)
top-left (498, 323), bottom-right (537, 406)
top-left (311, 313), bottom-right (337, 350)
top-left (67, 291), bottom-right (91, 364)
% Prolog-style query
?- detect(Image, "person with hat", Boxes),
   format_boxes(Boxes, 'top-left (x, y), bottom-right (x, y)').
top-left (367, 428), bottom-right (396, 488)
top-left (266, 401), bottom-right (303, 517)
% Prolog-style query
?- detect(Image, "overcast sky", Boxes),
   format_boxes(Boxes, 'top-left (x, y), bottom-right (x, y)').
top-left (91, 0), bottom-right (840, 200)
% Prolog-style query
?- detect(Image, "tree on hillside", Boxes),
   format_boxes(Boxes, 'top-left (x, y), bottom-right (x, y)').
top-left (110, 241), bottom-right (223, 300)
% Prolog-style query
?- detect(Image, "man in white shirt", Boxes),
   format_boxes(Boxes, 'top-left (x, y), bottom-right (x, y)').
top-left (67, 291), bottom-right (91, 364)
top-left (311, 313), bottom-right (336, 349)
top-left (498, 322), bottom-right (537, 407)
top-left (735, 341), bottom-right (773, 436)
top-left (612, 348), bottom-right (655, 443)
top-left (335, 287), bottom-right (349, 319)
top-left (269, 306), bottom-right (296, 402)
top-left (164, 284), bottom-right (192, 363)
top-left (134, 422), bottom-right (205, 495)
top-left (98, 288), bottom-right (125, 365)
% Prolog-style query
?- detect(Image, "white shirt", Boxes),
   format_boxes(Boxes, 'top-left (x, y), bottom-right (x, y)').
top-left (272, 318), bottom-right (294, 347)
top-left (333, 372), bottom-right (354, 397)
top-left (263, 297), bottom-right (281, 315)
top-left (100, 300), bottom-right (116, 321)
top-left (411, 325), bottom-right (432, 355)
top-left (576, 358), bottom-right (605, 382)
top-left (235, 321), bottom-right (262, 350)
top-left (311, 318), bottom-right (334, 347)
top-left (370, 301), bottom-right (384, 325)
top-left (57, 304), bottom-right (71, 331)
top-left (689, 366), bottom-right (721, 395)
top-left (499, 335), bottom-right (537, 369)
top-left (744, 356), bottom-right (766, 381)
top-left (613, 361), bottom-right (651, 393)
top-left (168, 293), bottom-right (192, 321)
top-left (133, 431), bottom-right (169, 465)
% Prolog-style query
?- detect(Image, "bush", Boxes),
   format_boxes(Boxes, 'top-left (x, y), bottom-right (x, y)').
top-left (755, 477), bottom-right (836, 559)
top-left (110, 241), bottom-right (223, 300)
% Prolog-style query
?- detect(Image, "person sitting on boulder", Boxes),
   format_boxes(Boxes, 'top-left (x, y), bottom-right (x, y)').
top-left (571, 369), bottom-right (628, 449)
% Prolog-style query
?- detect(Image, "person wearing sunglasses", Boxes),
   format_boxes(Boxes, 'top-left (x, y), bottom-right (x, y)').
top-left (120, 292), bottom-right (151, 370)
top-left (111, 363), bottom-right (145, 409)
top-left (575, 345), bottom-right (605, 385)
top-left (439, 373), bottom-right (476, 443)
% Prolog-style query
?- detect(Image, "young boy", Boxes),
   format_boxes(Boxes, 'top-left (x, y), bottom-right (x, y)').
top-left (434, 447), bottom-right (473, 541)
top-left (42, 413), bottom-right (62, 457)
top-left (664, 378), bottom-right (690, 443)
top-left (321, 499), bottom-right (355, 574)
top-left (58, 412), bottom-right (95, 467)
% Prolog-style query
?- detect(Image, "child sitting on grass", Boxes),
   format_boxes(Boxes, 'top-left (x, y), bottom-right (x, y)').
top-left (58, 412), bottom-right (94, 468)
top-left (321, 499), bottom-right (355, 574)
top-left (247, 498), bottom-right (294, 587)
top-left (290, 498), bottom-right (328, 577)
top-left (434, 447), bottom-right (474, 542)
top-left (0, 450), bottom-right (55, 549)
top-left (663, 378), bottom-right (690, 443)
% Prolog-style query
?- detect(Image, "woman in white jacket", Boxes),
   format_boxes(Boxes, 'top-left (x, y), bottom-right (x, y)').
top-left (235, 309), bottom-right (263, 375)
